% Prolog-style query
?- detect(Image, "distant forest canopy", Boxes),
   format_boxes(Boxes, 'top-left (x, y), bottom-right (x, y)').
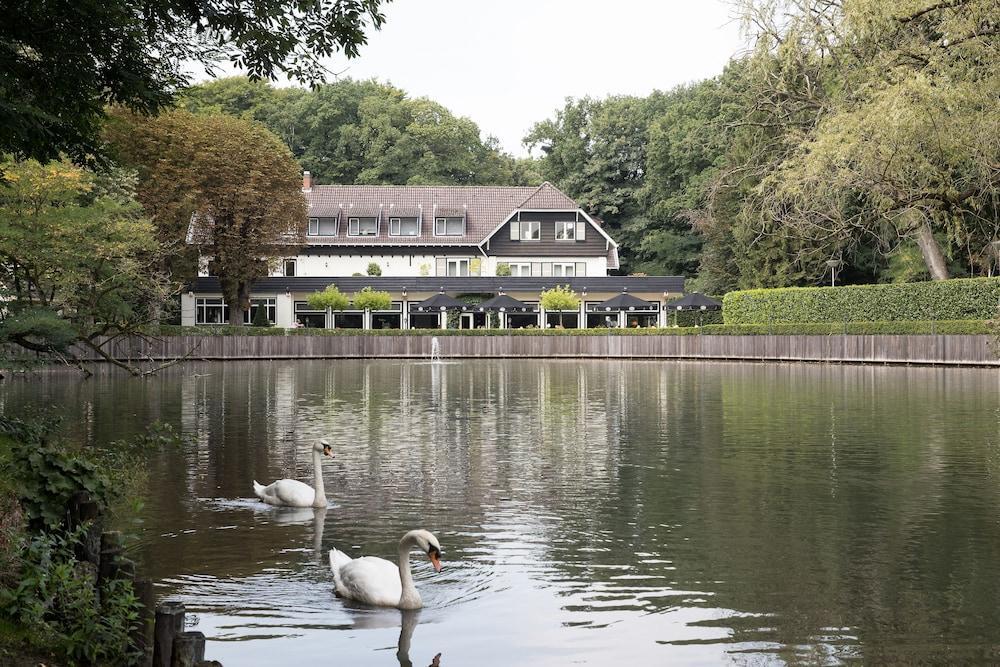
top-left (178, 78), bottom-right (542, 188)
top-left (180, 0), bottom-right (998, 291)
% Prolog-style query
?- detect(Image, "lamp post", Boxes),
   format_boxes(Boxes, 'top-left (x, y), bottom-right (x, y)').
top-left (825, 259), bottom-right (841, 287)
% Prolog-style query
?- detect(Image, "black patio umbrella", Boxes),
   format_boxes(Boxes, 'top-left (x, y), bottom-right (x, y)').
top-left (592, 291), bottom-right (655, 312)
top-left (665, 292), bottom-right (722, 311)
top-left (411, 290), bottom-right (470, 312)
top-left (476, 293), bottom-right (534, 312)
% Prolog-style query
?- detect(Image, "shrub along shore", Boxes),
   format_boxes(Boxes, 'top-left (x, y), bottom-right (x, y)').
top-left (156, 320), bottom-right (994, 337)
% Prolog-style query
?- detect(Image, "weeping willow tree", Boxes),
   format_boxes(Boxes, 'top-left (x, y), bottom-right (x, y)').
top-left (727, 0), bottom-right (1000, 282)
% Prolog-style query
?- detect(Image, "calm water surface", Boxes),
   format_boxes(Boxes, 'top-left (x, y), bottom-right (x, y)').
top-left (3, 360), bottom-right (1000, 665)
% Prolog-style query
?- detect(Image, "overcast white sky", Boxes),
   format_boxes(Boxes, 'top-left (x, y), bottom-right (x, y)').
top-left (201, 0), bottom-right (747, 156)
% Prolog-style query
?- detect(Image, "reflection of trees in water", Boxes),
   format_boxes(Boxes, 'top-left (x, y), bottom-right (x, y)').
top-left (5, 362), bottom-right (1000, 662)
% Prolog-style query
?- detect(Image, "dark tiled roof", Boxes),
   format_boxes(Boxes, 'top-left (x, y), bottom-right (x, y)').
top-left (189, 275), bottom-right (684, 294)
top-left (305, 182), bottom-right (579, 246)
top-left (387, 205), bottom-right (421, 218)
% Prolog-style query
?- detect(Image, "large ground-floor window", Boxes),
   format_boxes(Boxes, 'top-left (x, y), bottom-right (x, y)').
top-left (409, 313), bottom-right (440, 329)
top-left (244, 297), bottom-right (276, 325)
top-left (371, 313), bottom-right (401, 329)
top-left (294, 301), bottom-right (326, 328)
top-left (545, 312), bottom-right (579, 329)
top-left (334, 311), bottom-right (364, 329)
top-left (371, 301), bottom-right (403, 330)
top-left (196, 297), bottom-right (228, 324)
top-left (587, 312), bottom-right (618, 328)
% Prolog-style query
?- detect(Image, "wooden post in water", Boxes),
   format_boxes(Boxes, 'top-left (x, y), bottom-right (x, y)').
top-left (67, 491), bottom-right (102, 566)
top-left (170, 631), bottom-right (206, 667)
top-left (133, 578), bottom-right (155, 666)
top-left (153, 601), bottom-right (186, 667)
top-left (98, 530), bottom-right (124, 589)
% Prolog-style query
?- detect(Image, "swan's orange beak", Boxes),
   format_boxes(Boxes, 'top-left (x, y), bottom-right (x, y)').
top-left (429, 551), bottom-right (443, 573)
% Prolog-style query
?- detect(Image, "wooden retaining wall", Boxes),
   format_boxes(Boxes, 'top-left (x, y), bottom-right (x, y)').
top-left (65, 334), bottom-right (1000, 366)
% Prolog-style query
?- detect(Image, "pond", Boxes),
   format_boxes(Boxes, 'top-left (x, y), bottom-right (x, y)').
top-left (3, 359), bottom-right (1000, 665)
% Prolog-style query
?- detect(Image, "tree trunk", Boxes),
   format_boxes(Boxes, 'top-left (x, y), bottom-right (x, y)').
top-left (913, 217), bottom-right (950, 281)
top-left (227, 281), bottom-right (250, 326)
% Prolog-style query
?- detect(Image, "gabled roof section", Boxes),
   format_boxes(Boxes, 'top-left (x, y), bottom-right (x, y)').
top-left (517, 182), bottom-right (577, 210)
top-left (303, 184), bottom-right (591, 246)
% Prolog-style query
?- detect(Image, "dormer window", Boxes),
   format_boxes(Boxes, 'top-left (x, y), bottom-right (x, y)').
top-left (348, 217), bottom-right (377, 236)
top-left (389, 217), bottom-right (419, 236)
top-left (435, 217), bottom-right (464, 236)
top-left (308, 217), bottom-right (337, 236)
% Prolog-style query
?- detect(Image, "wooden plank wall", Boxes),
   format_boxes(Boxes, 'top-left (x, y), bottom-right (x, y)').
top-left (61, 334), bottom-right (1000, 366)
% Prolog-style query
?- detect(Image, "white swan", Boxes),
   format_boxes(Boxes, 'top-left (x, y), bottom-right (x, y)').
top-left (329, 530), bottom-right (443, 609)
top-left (253, 439), bottom-right (332, 508)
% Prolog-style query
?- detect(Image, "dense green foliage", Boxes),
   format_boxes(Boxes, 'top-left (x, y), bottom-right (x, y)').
top-left (1, 0), bottom-right (387, 164)
top-left (353, 287), bottom-right (392, 312)
top-left (0, 416), bottom-right (180, 665)
top-left (106, 109), bottom-right (307, 324)
top-left (0, 158), bottom-right (175, 373)
top-left (179, 77), bottom-right (540, 187)
top-left (307, 285), bottom-right (350, 312)
top-left (724, 278), bottom-right (1000, 325)
top-left (527, 0), bottom-right (998, 290)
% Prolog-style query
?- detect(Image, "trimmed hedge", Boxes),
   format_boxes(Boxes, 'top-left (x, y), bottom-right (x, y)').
top-left (723, 278), bottom-right (1000, 325)
top-left (152, 320), bottom-right (992, 337)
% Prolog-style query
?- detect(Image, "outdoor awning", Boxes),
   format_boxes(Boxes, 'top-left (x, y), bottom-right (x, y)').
top-left (589, 291), bottom-right (656, 312)
top-left (665, 292), bottom-right (722, 311)
top-left (410, 291), bottom-right (470, 312)
top-left (476, 293), bottom-right (536, 312)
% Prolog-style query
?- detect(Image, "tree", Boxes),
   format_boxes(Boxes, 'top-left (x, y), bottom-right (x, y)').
top-left (251, 302), bottom-right (271, 327)
top-left (353, 287), bottom-right (392, 312)
top-left (717, 0), bottom-right (1000, 284)
top-left (539, 285), bottom-right (580, 328)
top-left (180, 77), bottom-right (541, 186)
top-left (1, 0), bottom-right (388, 164)
top-left (107, 109), bottom-right (307, 324)
top-left (366, 262), bottom-right (383, 276)
top-left (0, 158), bottom-right (175, 375)
top-left (307, 285), bottom-right (350, 312)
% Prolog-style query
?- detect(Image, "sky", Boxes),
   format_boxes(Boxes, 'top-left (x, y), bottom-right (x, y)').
top-left (200, 0), bottom-right (747, 156)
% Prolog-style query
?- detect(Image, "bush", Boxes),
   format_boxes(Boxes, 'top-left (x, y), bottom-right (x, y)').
top-left (723, 277), bottom-right (1000, 324)
top-left (251, 302), bottom-right (270, 327)
top-left (153, 320), bottom-right (992, 337)
top-left (366, 262), bottom-right (382, 276)
top-left (672, 310), bottom-right (724, 327)
top-left (496, 262), bottom-right (511, 277)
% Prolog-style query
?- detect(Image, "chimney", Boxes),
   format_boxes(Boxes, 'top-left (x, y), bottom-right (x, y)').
top-left (302, 171), bottom-right (313, 192)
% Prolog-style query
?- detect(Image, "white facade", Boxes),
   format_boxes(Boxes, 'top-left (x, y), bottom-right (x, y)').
top-left (262, 252), bottom-right (608, 278)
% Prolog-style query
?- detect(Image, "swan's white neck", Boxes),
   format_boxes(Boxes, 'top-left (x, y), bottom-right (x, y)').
top-left (311, 447), bottom-right (326, 508)
top-left (397, 536), bottom-right (421, 610)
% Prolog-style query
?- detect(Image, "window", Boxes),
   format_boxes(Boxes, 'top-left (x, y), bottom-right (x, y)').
top-left (196, 298), bottom-right (228, 325)
top-left (509, 263), bottom-right (532, 277)
top-left (520, 221), bottom-right (540, 240)
top-left (555, 221), bottom-right (576, 240)
top-left (243, 298), bottom-right (276, 325)
top-left (552, 263), bottom-right (576, 277)
top-left (283, 259), bottom-right (296, 277)
top-left (446, 259), bottom-right (470, 276)
top-left (348, 217), bottom-right (377, 236)
top-left (435, 217), bottom-right (464, 236)
top-left (294, 301), bottom-right (326, 328)
top-left (389, 217), bottom-right (419, 236)
top-left (307, 217), bottom-right (337, 236)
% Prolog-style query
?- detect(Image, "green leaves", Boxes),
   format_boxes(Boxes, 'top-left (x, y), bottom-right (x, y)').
top-left (307, 285), bottom-right (350, 312)
top-left (353, 286), bottom-right (392, 312)
top-left (723, 277), bottom-right (1000, 324)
